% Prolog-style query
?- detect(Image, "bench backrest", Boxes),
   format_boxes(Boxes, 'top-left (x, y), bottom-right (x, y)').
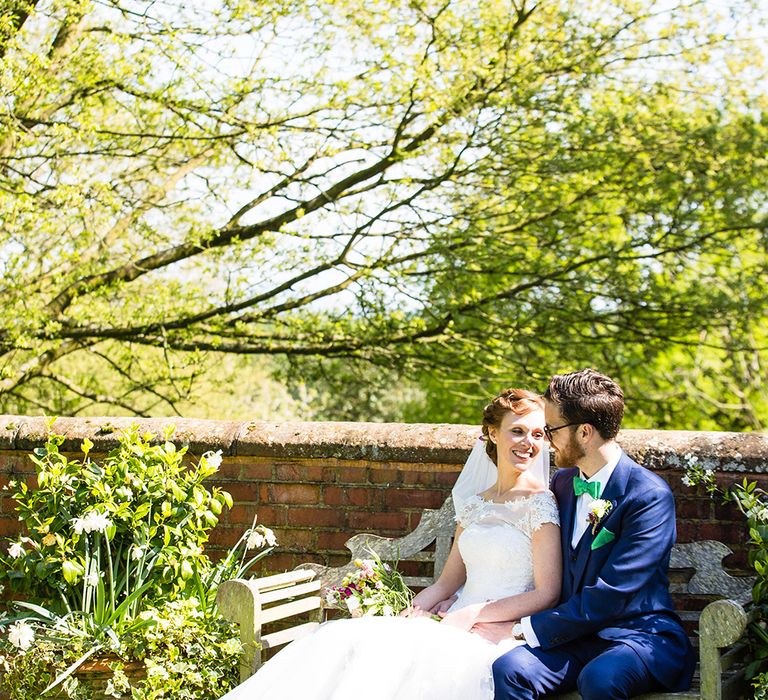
top-left (310, 497), bottom-right (754, 605)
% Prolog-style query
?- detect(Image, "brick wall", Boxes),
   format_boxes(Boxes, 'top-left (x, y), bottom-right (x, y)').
top-left (1, 416), bottom-right (766, 579)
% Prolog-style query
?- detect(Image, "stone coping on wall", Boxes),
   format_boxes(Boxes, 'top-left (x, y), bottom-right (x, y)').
top-left (0, 414), bottom-right (766, 473)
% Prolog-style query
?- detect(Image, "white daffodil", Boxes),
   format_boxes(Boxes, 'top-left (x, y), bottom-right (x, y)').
top-left (205, 450), bottom-right (223, 469)
top-left (8, 542), bottom-right (24, 558)
top-left (263, 527), bottom-right (277, 547)
top-left (7, 621), bottom-right (35, 651)
top-left (73, 511), bottom-right (112, 535)
top-left (84, 511), bottom-right (112, 533)
top-left (246, 530), bottom-right (265, 550)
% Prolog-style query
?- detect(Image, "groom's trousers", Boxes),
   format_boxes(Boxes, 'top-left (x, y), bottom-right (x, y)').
top-left (491, 636), bottom-right (663, 700)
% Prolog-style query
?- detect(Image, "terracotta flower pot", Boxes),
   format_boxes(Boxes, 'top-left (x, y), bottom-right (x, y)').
top-left (46, 656), bottom-right (145, 700)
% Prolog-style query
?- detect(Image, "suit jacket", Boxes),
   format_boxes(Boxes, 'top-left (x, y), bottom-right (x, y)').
top-left (530, 450), bottom-right (696, 691)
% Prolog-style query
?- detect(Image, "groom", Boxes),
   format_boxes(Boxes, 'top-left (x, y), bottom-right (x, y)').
top-left (490, 368), bottom-right (696, 700)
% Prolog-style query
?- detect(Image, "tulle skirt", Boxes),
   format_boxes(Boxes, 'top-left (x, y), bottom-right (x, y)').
top-left (219, 616), bottom-right (521, 700)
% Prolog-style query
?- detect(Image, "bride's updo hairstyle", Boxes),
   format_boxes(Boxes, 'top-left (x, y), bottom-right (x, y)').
top-left (481, 388), bottom-right (544, 465)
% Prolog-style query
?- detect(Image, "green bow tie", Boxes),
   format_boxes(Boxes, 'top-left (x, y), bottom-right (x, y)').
top-left (573, 476), bottom-right (601, 499)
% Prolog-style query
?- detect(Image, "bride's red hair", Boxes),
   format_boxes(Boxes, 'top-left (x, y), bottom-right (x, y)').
top-left (481, 389), bottom-right (544, 464)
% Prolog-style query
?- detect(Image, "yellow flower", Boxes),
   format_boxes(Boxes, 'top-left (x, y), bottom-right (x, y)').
top-left (42, 533), bottom-right (57, 547)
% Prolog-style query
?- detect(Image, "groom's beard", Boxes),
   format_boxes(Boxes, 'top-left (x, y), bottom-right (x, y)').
top-left (552, 433), bottom-right (586, 468)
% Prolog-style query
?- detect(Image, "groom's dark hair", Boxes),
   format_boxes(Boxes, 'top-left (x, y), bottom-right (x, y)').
top-left (544, 368), bottom-right (624, 440)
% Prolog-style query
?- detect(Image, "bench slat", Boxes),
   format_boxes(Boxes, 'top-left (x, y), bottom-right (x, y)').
top-left (247, 569), bottom-right (317, 592)
top-left (403, 576), bottom-right (434, 588)
top-left (259, 580), bottom-right (321, 605)
top-left (720, 640), bottom-right (749, 670)
top-left (260, 596), bottom-right (322, 624)
top-left (262, 621), bottom-right (321, 650)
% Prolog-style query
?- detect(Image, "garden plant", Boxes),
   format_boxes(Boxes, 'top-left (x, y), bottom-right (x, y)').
top-left (683, 456), bottom-right (768, 697)
top-left (0, 424), bottom-right (275, 699)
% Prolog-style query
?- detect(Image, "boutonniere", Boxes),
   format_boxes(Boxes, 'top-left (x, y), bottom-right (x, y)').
top-left (587, 499), bottom-right (613, 534)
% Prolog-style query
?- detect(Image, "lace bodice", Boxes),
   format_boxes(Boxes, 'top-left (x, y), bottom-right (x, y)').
top-left (452, 491), bottom-right (559, 609)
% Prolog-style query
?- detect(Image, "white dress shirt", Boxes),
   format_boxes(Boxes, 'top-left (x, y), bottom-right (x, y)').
top-left (520, 445), bottom-right (622, 648)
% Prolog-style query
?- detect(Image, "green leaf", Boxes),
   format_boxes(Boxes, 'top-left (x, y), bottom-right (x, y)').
top-left (62, 559), bottom-right (84, 584)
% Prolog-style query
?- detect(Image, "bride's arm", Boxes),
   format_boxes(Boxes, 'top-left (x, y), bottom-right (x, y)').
top-left (440, 523), bottom-right (561, 630)
top-left (403, 524), bottom-right (467, 616)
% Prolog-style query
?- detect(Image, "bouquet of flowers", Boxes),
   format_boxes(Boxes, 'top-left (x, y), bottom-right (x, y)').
top-left (325, 553), bottom-right (413, 617)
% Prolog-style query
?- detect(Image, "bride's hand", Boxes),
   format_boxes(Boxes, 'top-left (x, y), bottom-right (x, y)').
top-left (429, 595), bottom-right (457, 615)
top-left (439, 602), bottom-right (484, 631)
top-left (399, 605), bottom-right (433, 618)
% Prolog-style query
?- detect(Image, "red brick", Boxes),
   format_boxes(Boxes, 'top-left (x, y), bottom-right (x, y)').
top-left (337, 466), bottom-right (369, 483)
top-left (350, 488), bottom-right (374, 506)
top-left (370, 469), bottom-right (401, 485)
top-left (323, 486), bottom-right (372, 507)
top-left (1, 496), bottom-right (18, 515)
top-left (676, 499), bottom-right (714, 520)
top-left (322, 466), bottom-right (340, 483)
top-left (271, 528), bottom-right (315, 549)
top-left (268, 483), bottom-right (321, 505)
top-left (348, 511), bottom-right (409, 531)
top-left (317, 531), bottom-right (352, 550)
top-left (383, 489), bottom-right (445, 509)
top-left (239, 462), bottom-right (274, 480)
top-left (286, 508), bottom-right (345, 528)
top-left (213, 459), bottom-right (242, 479)
top-left (258, 552), bottom-right (308, 574)
top-left (435, 472), bottom-right (459, 487)
top-left (0, 453), bottom-right (33, 474)
top-left (208, 526), bottom-right (245, 547)
top-left (327, 553), bottom-right (352, 567)
top-left (0, 517), bottom-right (20, 537)
top-left (275, 463), bottom-right (305, 481)
top-left (305, 464), bottom-right (326, 481)
top-left (684, 522), bottom-right (741, 542)
top-left (222, 482), bottom-right (260, 501)
top-left (275, 462), bottom-right (325, 481)
top-left (226, 504), bottom-right (285, 528)
top-left (323, 486), bottom-right (345, 506)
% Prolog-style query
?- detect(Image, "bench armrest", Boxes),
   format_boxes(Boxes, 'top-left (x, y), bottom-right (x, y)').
top-left (698, 597), bottom-right (753, 700)
top-left (217, 569), bottom-right (322, 682)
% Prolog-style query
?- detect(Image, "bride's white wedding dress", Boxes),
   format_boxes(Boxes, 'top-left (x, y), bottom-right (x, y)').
top-left (219, 491), bottom-right (559, 700)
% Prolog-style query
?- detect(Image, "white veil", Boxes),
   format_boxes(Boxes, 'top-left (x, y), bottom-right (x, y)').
top-left (451, 438), bottom-right (550, 514)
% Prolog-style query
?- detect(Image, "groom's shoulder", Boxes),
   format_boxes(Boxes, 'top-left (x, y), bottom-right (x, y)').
top-left (621, 452), bottom-right (673, 498)
top-left (551, 466), bottom-right (579, 490)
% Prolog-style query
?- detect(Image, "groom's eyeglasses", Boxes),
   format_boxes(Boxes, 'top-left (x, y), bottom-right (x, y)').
top-left (543, 422), bottom-right (581, 441)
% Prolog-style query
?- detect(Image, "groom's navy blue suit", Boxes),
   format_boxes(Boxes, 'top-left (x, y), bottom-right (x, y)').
top-left (492, 451), bottom-right (696, 699)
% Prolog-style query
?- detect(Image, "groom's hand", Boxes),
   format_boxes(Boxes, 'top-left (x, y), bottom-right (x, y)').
top-left (471, 621), bottom-right (519, 644)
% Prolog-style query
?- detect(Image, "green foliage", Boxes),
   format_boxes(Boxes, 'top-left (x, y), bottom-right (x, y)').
top-left (0, 427), bottom-right (274, 699)
top-left (124, 599), bottom-right (242, 700)
top-left (2, 427), bottom-right (232, 608)
top-left (0, 0), bottom-right (766, 429)
top-left (683, 467), bottom-right (768, 681)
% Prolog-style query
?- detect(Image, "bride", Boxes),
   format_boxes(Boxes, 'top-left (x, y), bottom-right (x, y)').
top-left (219, 388), bottom-right (561, 700)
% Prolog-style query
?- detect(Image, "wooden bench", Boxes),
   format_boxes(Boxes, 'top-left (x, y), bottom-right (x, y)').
top-left (217, 497), bottom-right (755, 699)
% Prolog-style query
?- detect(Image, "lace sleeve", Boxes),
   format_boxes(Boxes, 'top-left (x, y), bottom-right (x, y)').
top-left (525, 491), bottom-right (560, 536)
top-left (455, 496), bottom-right (484, 528)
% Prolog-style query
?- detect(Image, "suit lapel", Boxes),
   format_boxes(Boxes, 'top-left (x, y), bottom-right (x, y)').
top-left (570, 452), bottom-right (632, 592)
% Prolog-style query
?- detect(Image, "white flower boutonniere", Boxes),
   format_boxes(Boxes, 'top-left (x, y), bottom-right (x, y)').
top-left (587, 499), bottom-right (613, 534)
